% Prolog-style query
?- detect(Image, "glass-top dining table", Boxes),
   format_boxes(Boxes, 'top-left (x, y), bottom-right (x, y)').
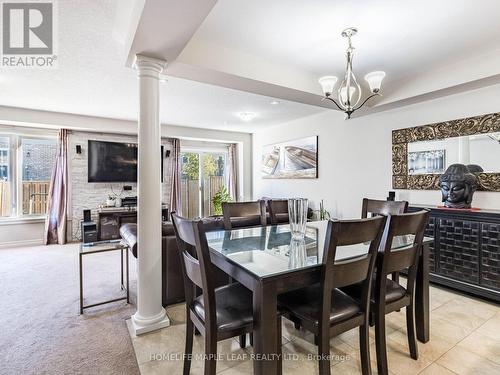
top-left (205, 221), bottom-right (433, 375)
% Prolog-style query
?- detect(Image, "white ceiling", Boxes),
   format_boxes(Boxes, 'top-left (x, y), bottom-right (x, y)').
top-left (2, 0), bottom-right (500, 132)
top-left (0, 0), bottom-right (324, 133)
top-left (194, 0), bottom-right (500, 80)
top-left (137, 0), bottom-right (500, 112)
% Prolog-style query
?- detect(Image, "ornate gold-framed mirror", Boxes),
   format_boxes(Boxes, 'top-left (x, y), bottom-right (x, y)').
top-left (392, 112), bottom-right (500, 191)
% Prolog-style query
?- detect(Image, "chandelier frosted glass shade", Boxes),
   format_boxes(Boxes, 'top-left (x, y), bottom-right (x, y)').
top-left (339, 86), bottom-right (359, 109)
top-left (318, 76), bottom-right (338, 96)
top-left (338, 76), bottom-right (361, 110)
top-left (364, 71), bottom-right (386, 93)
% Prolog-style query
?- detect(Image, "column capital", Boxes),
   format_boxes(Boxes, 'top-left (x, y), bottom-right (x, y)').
top-left (133, 54), bottom-right (167, 76)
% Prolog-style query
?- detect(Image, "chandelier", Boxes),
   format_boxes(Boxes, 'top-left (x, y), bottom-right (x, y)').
top-left (318, 27), bottom-right (385, 119)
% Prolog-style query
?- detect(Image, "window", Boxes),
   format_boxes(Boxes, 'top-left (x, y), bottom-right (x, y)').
top-left (0, 136), bottom-right (12, 217)
top-left (0, 133), bottom-right (57, 218)
top-left (180, 150), bottom-right (227, 218)
top-left (21, 138), bottom-right (57, 215)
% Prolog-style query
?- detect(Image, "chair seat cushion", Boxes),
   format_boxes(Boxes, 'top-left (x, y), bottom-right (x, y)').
top-left (278, 285), bottom-right (361, 327)
top-left (342, 277), bottom-right (407, 304)
top-left (192, 283), bottom-right (253, 332)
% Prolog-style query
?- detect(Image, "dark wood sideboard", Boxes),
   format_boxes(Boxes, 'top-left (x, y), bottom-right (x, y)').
top-left (408, 205), bottom-right (500, 302)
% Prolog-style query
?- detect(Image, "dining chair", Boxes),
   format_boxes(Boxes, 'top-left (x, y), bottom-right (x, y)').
top-left (278, 216), bottom-right (387, 375)
top-left (267, 199), bottom-right (289, 225)
top-left (361, 198), bottom-right (408, 284)
top-left (171, 213), bottom-right (282, 375)
top-left (222, 201), bottom-right (267, 230)
top-left (343, 210), bottom-right (429, 375)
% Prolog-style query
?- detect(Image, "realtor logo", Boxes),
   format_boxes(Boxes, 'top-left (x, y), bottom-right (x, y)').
top-left (1, 1), bottom-right (57, 67)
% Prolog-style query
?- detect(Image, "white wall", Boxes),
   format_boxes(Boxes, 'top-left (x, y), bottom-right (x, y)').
top-left (253, 84), bottom-right (500, 219)
top-left (0, 106), bottom-right (252, 246)
top-left (0, 219), bottom-right (45, 249)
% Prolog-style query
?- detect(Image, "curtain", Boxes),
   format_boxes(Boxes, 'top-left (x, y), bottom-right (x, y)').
top-left (44, 129), bottom-right (68, 245)
top-left (227, 143), bottom-right (238, 201)
top-left (169, 138), bottom-right (181, 215)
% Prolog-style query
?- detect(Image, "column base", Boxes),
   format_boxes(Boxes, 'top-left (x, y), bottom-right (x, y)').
top-left (131, 308), bottom-right (170, 335)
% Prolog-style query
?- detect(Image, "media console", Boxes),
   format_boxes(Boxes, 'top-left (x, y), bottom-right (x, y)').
top-left (97, 207), bottom-right (169, 241)
top-left (408, 205), bottom-right (500, 302)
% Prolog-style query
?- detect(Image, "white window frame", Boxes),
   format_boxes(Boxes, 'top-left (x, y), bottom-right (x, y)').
top-left (0, 129), bottom-right (57, 220)
top-left (180, 146), bottom-right (229, 218)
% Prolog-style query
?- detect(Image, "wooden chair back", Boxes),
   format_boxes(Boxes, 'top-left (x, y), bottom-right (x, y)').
top-left (319, 216), bottom-right (386, 330)
top-left (267, 199), bottom-right (289, 225)
top-left (222, 201), bottom-right (266, 230)
top-left (377, 210), bottom-right (429, 298)
top-left (361, 198), bottom-right (408, 218)
top-left (171, 213), bottom-right (217, 327)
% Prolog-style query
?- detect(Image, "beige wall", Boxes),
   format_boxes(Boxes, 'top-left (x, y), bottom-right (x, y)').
top-left (253, 84), bottom-right (500, 218)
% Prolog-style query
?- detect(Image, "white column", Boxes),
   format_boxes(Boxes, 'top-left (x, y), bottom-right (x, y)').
top-left (131, 55), bottom-right (170, 335)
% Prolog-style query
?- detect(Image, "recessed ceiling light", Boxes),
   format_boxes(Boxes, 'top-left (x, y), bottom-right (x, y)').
top-left (237, 112), bottom-right (257, 122)
top-left (270, 100), bottom-right (280, 105)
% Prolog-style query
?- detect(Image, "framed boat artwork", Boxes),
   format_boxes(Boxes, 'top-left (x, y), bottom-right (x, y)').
top-left (262, 136), bottom-right (318, 179)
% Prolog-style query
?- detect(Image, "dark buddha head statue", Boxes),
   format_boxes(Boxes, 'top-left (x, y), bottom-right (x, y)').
top-left (466, 164), bottom-right (484, 174)
top-left (438, 164), bottom-right (478, 209)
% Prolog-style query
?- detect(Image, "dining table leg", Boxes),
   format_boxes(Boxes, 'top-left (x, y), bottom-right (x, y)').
top-left (253, 283), bottom-right (279, 375)
top-left (415, 242), bottom-right (430, 343)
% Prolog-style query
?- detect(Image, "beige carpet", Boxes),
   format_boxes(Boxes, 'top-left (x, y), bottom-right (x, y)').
top-left (0, 242), bottom-right (140, 375)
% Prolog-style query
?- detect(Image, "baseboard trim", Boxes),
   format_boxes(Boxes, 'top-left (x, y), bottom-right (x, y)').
top-left (0, 238), bottom-right (44, 249)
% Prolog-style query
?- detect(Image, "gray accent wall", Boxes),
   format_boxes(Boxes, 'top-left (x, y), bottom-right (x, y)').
top-left (68, 131), bottom-right (173, 241)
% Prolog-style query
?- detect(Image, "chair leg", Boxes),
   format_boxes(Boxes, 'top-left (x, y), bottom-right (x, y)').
top-left (249, 332), bottom-right (253, 347)
top-left (375, 310), bottom-right (389, 375)
top-left (406, 304), bottom-right (418, 360)
top-left (183, 318), bottom-right (194, 375)
top-left (239, 334), bottom-right (246, 349)
top-left (277, 316), bottom-right (283, 375)
top-left (359, 324), bottom-right (372, 375)
top-left (392, 272), bottom-right (401, 312)
top-left (317, 332), bottom-right (331, 375)
top-left (369, 312), bottom-right (375, 327)
top-left (204, 333), bottom-right (217, 375)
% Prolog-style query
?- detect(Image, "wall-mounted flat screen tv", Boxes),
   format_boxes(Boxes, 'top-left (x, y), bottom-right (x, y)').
top-left (87, 140), bottom-right (163, 183)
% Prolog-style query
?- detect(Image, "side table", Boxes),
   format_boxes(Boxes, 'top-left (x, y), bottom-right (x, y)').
top-left (79, 240), bottom-right (129, 314)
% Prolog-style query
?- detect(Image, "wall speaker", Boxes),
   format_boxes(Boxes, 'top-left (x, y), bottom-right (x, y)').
top-left (387, 191), bottom-right (396, 201)
top-left (165, 149), bottom-right (171, 158)
top-left (83, 209), bottom-right (91, 222)
top-left (76, 145), bottom-right (82, 154)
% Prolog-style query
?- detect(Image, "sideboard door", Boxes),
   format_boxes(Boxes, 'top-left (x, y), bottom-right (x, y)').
top-left (481, 222), bottom-right (500, 292)
top-left (438, 218), bottom-right (480, 285)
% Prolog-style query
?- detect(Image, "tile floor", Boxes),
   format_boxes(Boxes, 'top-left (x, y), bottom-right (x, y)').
top-left (128, 282), bottom-right (500, 375)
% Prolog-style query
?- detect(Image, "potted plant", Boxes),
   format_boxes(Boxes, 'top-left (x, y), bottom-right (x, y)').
top-left (316, 199), bottom-right (331, 221)
top-left (212, 186), bottom-right (232, 215)
top-left (106, 195), bottom-right (115, 207)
